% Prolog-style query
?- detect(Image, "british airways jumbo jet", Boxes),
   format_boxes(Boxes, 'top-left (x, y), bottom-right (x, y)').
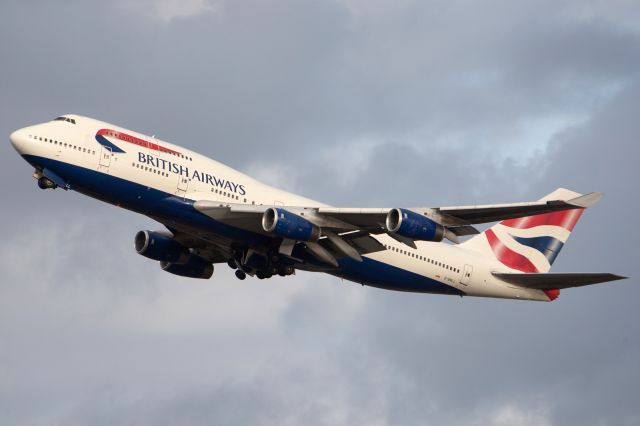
top-left (9, 115), bottom-right (625, 301)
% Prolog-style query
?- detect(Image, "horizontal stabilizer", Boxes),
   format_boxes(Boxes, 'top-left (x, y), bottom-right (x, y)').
top-left (492, 272), bottom-right (627, 290)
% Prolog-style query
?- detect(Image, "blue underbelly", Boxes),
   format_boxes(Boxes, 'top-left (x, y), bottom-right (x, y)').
top-left (333, 257), bottom-right (464, 295)
top-left (21, 154), bottom-right (464, 296)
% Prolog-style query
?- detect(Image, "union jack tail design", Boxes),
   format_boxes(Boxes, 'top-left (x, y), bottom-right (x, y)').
top-left (461, 188), bottom-right (586, 274)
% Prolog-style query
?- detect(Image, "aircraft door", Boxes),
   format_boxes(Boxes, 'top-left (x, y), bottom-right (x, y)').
top-left (460, 264), bottom-right (473, 285)
top-left (176, 174), bottom-right (189, 196)
top-left (98, 146), bottom-right (112, 171)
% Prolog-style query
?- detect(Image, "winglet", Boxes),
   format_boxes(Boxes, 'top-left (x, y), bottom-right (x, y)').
top-left (567, 192), bottom-right (604, 208)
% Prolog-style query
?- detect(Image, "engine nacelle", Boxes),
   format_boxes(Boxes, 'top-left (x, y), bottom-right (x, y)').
top-left (386, 208), bottom-right (445, 242)
top-left (134, 230), bottom-right (190, 264)
top-left (160, 255), bottom-right (214, 279)
top-left (262, 208), bottom-right (321, 241)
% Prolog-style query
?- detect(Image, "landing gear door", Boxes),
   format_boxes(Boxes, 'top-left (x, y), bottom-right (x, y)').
top-left (98, 146), bottom-right (111, 171)
top-left (460, 264), bottom-right (473, 285)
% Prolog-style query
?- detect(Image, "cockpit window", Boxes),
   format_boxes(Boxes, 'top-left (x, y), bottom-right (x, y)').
top-left (54, 116), bottom-right (76, 124)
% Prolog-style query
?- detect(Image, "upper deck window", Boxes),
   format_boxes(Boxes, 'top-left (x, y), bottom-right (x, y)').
top-left (54, 116), bottom-right (76, 124)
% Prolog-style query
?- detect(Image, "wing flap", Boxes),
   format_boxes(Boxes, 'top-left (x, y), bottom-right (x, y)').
top-left (492, 272), bottom-right (627, 290)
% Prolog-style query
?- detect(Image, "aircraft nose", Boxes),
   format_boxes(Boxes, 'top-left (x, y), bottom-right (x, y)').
top-left (9, 128), bottom-right (27, 153)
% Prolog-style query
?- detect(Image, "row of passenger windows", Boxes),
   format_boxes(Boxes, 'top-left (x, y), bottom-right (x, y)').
top-left (384, 244), bottom-right (461, 274)
top-left (209, 183), bottom-right (260, 205)
top-left (132, 162), bottom-right (169, 177)
top-left (209, 186), bottom-right (247, 202)
top-left (130, 162), bottom-right (257, 205)
top-left (30, 134), bottom-right (96, 155)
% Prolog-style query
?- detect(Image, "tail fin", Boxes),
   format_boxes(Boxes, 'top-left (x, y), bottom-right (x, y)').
top-left (460, 188), bottom-right (597, 273)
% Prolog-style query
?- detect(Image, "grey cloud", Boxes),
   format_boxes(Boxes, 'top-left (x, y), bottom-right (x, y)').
top-left (0, 0), bottom-right (638, 425)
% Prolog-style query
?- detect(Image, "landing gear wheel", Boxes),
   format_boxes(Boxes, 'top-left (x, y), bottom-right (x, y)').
top-left (235, 270), bottom-right (246, 280)
top-left (256, 270), bottom-right (274, 279)
top-left (37, 177), bottom-right (56, 190)
top-left (277, 265), bottom-right (295, 277)
top-left (227, 259), bottom-right (237, 270)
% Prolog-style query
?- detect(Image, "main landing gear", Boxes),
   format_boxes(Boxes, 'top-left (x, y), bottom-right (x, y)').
top-left (228, 250), bottom-right (295, 281)
top-left (37, 177), bottom-right (56, 190)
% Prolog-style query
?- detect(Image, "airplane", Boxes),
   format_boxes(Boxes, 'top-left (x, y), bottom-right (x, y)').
top-left (9, 114), bottom-right (626, 301)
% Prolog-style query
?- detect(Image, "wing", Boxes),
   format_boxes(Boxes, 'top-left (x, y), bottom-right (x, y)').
top-left (317, 191), bottom-right (602, 228)
top-left (191, 189), bottom-right (601, 266)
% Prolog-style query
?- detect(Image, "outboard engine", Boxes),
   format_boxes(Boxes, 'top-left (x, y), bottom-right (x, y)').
top-left (262, 208), bottom-right (321, 241)
top-left (134, 231), bottom-right (190, 264)
top-left (386, 208), bottom-right (445, 242)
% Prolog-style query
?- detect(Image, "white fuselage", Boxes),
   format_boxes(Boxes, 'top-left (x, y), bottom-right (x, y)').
top-left (9, 115), bottom-right (551, 301)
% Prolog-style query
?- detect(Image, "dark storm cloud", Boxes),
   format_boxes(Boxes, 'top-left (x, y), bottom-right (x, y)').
top-left (0, 0), bottom-right (638, 425)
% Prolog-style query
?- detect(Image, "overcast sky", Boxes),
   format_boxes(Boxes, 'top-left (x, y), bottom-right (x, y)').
top-left (0, 0), bottom-right (638, 425)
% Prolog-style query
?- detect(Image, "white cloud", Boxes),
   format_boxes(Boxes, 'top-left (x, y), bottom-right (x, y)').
top-left (118, 0), bottom-right (222, 23)
top-left (489, 404), bottom-right (552, 426)
top-left (1, 0), bottom-right (639, 424)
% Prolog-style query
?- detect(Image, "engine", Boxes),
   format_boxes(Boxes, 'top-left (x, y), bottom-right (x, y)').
top-left (386, 208), bottom-right (445, 242)
top-left (161, 255), bottom-right (214, 279)
top-left (134, 230), bottom-right (190, 264)
top-left (262, 208), bottom-right (321, 241)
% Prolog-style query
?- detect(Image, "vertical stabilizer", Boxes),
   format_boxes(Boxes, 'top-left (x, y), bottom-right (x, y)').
top-left (460, 188), bottom-right (592, 273)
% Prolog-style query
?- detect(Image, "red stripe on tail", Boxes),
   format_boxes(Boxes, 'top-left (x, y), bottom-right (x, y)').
top-left (501, 209), bottom-right (584, 231)
top-left (485, 229), bottom-right (539, 272)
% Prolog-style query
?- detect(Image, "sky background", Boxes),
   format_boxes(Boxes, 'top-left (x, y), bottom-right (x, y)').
top-left (0, 0), bottom-right (638, 425)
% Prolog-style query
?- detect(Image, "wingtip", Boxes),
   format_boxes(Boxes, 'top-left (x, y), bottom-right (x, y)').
top-left (568, 191), bottom-right (604, 208)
